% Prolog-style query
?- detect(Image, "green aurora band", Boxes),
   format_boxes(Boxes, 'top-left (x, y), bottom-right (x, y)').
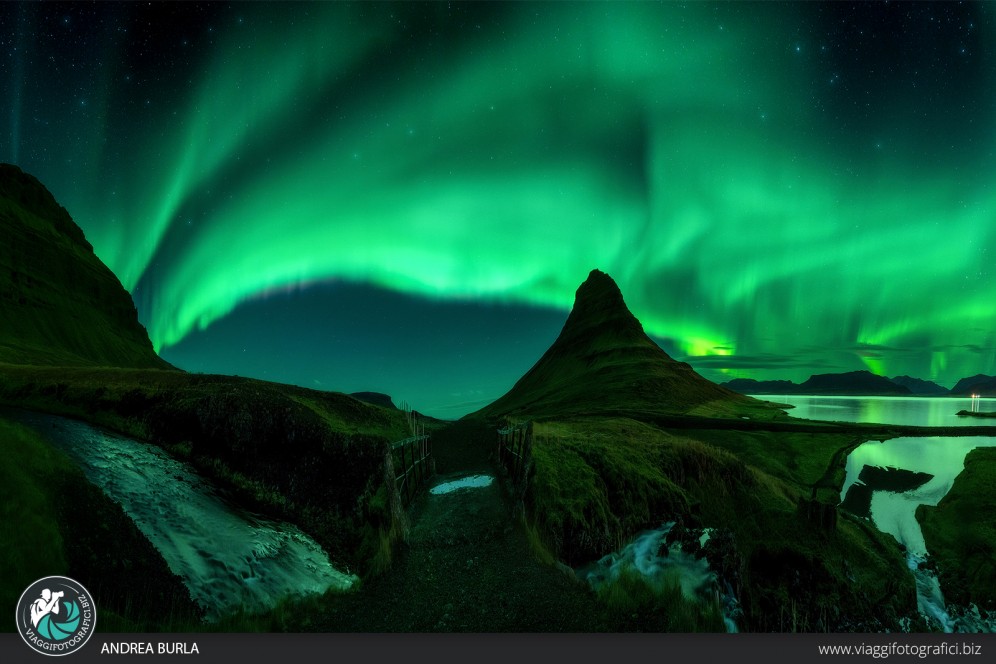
top-left (8, 3), bottom-right (996, 387)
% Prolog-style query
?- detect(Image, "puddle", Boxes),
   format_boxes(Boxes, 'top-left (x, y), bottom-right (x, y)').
top-left (429, 474), bottom-right (494, 495)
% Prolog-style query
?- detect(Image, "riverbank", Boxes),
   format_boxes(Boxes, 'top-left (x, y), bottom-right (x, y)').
top-left (6, 363), bottom-right (992, 632)
top-left (508, 417), bottom-right (922, 631)
top-left (0, 419), bottom-right (202, 631)
top-left (917, 447), bottom-right (996, 615)
top-left (0, 364), bottom-right (411, 576)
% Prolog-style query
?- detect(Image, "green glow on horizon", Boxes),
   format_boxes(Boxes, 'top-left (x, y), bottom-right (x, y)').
top-left (26, 3), bottom-right (996, 388)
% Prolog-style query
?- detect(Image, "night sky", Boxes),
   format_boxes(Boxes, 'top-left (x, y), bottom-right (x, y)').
top-left (3, 2), bottom-right (995, 418)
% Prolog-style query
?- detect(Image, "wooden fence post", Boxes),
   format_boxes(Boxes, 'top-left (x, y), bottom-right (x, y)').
top-left (515, 427), bottom-right (523, 481)
top-left (522, 423), bottom-right (533, 484)
top-left (414, 439), bottom-right (421, 488)
top-left (404, 441), bottom-right (412, 504)
top-left (391, 432), bottom-right (434, 509)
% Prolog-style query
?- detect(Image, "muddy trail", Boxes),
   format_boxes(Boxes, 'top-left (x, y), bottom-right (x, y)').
top-left (310, 420), bottom-right (614, 632)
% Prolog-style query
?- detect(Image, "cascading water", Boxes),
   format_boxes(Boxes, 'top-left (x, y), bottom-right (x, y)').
top-left (5, 408), bottom-right (357, 621)
top-left (841, 436), bottom-right (996, 633)
top-left (575, 523), bottom-right (740, 632)
top-left (907, 554), bottom-right (952, 631)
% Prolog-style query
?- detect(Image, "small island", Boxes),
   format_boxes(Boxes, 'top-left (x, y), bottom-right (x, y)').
top-left (955, 410), bottom-right (996, 419)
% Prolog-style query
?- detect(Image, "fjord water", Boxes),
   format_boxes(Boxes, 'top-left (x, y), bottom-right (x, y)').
top-left (757, 395), bottom-right (995, 427)
top-left (4, 408), bottom-right (356, 620)
top-left (761, 396), bottom-right (996, 631)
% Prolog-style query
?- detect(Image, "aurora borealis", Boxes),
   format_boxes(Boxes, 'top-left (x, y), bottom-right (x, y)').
top-left (3, 2), bottom-right (996, 417)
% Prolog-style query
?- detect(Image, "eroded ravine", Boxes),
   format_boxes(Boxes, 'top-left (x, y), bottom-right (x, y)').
top-left (311, 420), bottom-right (611, 631)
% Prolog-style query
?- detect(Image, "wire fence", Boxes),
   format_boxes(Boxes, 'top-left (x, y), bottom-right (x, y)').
top-left (392, 401), bottom-right (433, 507)
top-left (496, 419), bottom-right (532, 487)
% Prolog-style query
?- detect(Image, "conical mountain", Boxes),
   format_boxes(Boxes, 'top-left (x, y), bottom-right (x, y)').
top-left (471, 269), bottom-right (768, 420)
top-left (0, 163), bottom-right (170, 368)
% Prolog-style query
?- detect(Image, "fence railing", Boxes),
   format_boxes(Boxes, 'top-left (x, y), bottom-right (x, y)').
top-left (392, 403), bottom-right (433, 507)
top-left (496, 419), bottom-right (532, 487)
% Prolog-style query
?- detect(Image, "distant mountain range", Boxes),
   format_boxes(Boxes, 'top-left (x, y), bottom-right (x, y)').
top-left (890, 375), bottom-right (950, 395)
top-left (949, 374), bottom-right (996, 397)
top-left (722, 371), bottom-right (994, 397)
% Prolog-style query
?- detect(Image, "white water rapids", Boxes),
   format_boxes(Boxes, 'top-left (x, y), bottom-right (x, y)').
top-left (6, 409), bottom-right (357, 621)
top-left (576, 523), bottom-right (739, 632)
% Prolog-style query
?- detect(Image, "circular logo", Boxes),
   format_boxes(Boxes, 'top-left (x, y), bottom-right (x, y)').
top-left (15, 576), bottom-right (96, 656)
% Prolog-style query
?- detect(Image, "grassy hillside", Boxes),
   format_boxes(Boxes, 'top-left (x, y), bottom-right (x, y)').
top-left (0, 164), bottom-right (169, 369)
top-left (0, 364), bottom-right (411, 575)
top-left (520, 417), bottom-right (918, 631)
top-left (917, 447), bottom-right (996, 612)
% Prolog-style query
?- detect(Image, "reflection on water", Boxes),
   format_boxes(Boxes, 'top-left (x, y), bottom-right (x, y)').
top-left (5, 409), bottom-right (357, 620)
top-left (429, 474), bottom-right (493, 495)
top-left (754, 395), bottom-right (996, 427)
top-left (841, 436), bottom-right (996, 632)
top-left (841, 437), bottom-right (996, 555)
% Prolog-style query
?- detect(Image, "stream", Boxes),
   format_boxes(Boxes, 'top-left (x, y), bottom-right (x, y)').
top-left (841, 436), bottom-right (996, 632)
top-left (3, 408), bottom-right (357, 621)
top-left (576, 523), bottom-right (740, 632)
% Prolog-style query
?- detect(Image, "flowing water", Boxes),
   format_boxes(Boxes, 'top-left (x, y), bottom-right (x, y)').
top-left (576, 523), bottom-right (740, 632)
top-left (765, 396), bottom-right (996, 632)
top-left (841, 436), bottom-right (996, 632)
top-left (573, 396), bottom-right (996, 633)
top-left (4, 408), bottom-right (357, 620)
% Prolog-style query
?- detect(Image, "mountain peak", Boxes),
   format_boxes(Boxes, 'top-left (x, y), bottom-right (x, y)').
top-left (560, 269), bottom-right (645, 344)
top-left (469, 270), bottom-right (771, 421)
top-left (575, 269), bottom-right (622, 304)
top-left (799, 370), bottom-right (911, 395)
top-left (0, 163), bottom-right (90, 249)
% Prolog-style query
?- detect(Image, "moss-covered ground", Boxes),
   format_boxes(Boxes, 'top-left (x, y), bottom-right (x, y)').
top-left (522, 417), bottom-right (920, 631)
top-left (0, 364), bottom-right (410, 575)
top-left (5, 363), bottom-right (986, 633)
top-left (917, 447), bottom-right (996, 612)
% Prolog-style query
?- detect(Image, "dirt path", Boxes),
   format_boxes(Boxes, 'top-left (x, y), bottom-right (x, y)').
top-left (312, 421), bottom-right (611, 631)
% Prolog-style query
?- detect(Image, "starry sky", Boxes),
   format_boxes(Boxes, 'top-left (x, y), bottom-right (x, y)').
top-left (2, 2), bottom-right (995, 418)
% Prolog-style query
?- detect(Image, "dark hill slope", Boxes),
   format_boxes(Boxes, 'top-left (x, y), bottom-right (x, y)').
top-left (950, 374), bottom-right (996, 396)
top-left (471, 270), bottom-right (775, 421)
top-left (721, 378), bottom-right (799, 395)
top-left (797, 370), bottom-right (911, 396)
top-left (891, 375), bottom-right (948, 395)
top-left (0, 163), bottom-right (169, 368)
